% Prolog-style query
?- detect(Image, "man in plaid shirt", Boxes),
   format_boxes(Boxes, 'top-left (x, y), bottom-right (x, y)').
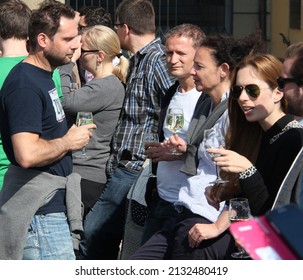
top-left (79, 0), bottom-right (174, 259)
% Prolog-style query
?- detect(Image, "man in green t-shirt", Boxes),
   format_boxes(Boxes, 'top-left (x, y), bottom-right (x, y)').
top-left (0, 0), bottom-right (63, 190)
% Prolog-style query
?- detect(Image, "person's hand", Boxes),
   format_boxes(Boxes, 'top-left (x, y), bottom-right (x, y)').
top-left (71, 35), bottom-right (82, 63)
top-left (164, 133), bottom-right (187, 153)
top-left (145, 141), bottom-right (183, 162)
top-left (205, 186), bottom-right (221, 210)
top-left (188, 223), bottom-right (220, 248)
top-left (207, 147), bottom-right (252, 174)
top-left (63, 123), bottom-right (96, 151)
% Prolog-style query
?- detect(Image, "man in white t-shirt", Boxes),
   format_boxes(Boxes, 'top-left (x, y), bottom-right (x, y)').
top-left (141, 24), bottom-right (206, 243)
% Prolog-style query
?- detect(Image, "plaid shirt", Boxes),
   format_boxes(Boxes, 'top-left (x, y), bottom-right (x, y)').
top-left (106, 38), bottom-right (174, 175)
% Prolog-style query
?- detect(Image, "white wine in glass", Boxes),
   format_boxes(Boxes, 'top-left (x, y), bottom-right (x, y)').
top-left (229, 198), bottom-right (251, 259)
top-left (75, 111), bottom-right (93, 159)
top-left (166, 108), bottom-right (184, 134)
top-left (203, 128), bottom-right (228, 184)
top-left (165, 108), bottom-right (184, 155)
top-left (143, 133), bottom-right (159, 177)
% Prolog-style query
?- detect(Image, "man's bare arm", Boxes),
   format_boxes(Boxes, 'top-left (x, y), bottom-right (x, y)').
top-left (12, 123), bottom-right (96, 168)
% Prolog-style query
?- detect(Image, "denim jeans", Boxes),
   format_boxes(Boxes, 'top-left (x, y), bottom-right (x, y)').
top-left (23, 212), bottom-right (75, 260)
top-left (79, 165), bottom-right (139, 259)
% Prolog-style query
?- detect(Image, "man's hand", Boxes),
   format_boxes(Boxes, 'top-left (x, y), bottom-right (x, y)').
top-left (144, 141), bottom-right (183, 162)
top-left (63, 123), bottom-right (96, 151)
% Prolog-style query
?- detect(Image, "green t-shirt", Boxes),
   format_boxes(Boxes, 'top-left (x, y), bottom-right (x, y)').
top-left (0, 56), bottom-right (62, 190)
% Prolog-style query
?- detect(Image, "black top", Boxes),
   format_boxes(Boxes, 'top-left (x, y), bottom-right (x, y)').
top-left (240, 114), bottom-right (303, 216)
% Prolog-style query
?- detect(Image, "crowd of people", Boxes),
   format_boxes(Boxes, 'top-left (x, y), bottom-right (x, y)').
top-left (0, 0), bottom-right (302, 260)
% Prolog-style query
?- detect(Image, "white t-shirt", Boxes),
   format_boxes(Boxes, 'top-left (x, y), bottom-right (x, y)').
top-left (157, 86), bottom-right (202, 203)
top-left (176, 93), bottom-right (229, 222)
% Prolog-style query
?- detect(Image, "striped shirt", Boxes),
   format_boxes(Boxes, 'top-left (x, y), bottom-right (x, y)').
top-left (106, 38), bottom-right (174, 175)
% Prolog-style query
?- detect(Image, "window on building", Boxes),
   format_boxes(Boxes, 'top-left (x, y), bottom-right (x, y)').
top-left (290, 0), bottom-right (301, 29)
top-left (68, 0), bottom-right (230, 36)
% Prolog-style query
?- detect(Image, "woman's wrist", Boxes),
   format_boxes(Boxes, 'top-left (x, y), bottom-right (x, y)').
top-left (239, 165), bottom-right (257, 179)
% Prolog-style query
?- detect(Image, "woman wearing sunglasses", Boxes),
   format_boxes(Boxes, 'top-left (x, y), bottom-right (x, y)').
top-left (188, 53), bottom-right (303, 257)
top-left (207, 53), bottom-right (303, 216)
top-left (131, 34), bottom-right (266, 259)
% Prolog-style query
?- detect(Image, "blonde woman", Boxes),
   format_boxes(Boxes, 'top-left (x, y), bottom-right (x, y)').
top-left (60, 25), bottom-right (129, 217)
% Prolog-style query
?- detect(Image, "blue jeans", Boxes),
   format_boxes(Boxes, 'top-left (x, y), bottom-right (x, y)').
top-left (79, 165), bottom-right (139, 259)
top-left (23, 212), bottom-right (75, 260)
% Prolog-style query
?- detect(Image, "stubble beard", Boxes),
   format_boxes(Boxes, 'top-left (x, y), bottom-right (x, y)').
top-left (44, 49), bottom-right (70, 69)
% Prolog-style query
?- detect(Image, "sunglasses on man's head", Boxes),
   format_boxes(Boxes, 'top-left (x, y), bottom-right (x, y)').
top-left (231, 84), bottom-right (264, 100)
top-left (277, 77), bottom-right (303, 89)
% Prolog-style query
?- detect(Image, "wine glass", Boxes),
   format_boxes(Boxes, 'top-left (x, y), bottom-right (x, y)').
top-left (229, 198), bottom-right (252, 259)
top-left (203, 128), bottom-right (228, 184)
top-left (165, 108), bottom-right (184, 155)
top-left (143, 133), bottom-right (159, 177)
top-left (75, 111), bottom-right (93, 159)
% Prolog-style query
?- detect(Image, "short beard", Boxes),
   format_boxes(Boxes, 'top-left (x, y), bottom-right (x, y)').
top-left (44, 49), bottom-right (70, 69)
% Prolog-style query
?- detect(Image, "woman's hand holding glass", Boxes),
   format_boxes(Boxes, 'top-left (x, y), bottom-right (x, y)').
top-left (203, 128), bottom-right (228, 184)
top-left (206, 147), bottom-right (253, 174)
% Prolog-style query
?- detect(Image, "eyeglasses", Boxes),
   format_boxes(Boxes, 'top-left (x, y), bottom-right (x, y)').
top-left (114, 23), bottom-right (125, 30)
top-left (78, 24), bottom-right (88, 31)
top-left (81, 49), bottom-right (99, 54)
top-left (277, 76), bottom-right (303, 89)
top-left (231, 84), bottom-right (268, 99)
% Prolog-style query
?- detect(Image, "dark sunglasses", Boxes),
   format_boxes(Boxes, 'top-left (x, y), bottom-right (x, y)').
top-left (277, 76), bottom-right (303, 89)
top-left (81, 49), bottom-right (99, 54)
top-left (231, 84), bottom-right (265, 99)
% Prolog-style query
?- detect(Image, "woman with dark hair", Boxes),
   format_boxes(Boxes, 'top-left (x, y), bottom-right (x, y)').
top-left (184, 53), bottom-right (303, 260)
top-left (207, 53), bottom-right (303, 216)
top-left (131, 33), bottom-right (264, 260)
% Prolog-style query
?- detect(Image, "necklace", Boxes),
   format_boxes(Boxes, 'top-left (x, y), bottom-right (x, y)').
top-left (270, 120), bottom-right (303, 144)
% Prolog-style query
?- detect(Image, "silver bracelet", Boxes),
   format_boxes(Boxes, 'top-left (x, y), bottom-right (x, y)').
top-left (239, 165), bottom-right (257, 179)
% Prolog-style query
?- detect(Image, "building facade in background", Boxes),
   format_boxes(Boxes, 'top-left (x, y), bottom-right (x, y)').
top-left (9, 0), bottom-right (303, 59)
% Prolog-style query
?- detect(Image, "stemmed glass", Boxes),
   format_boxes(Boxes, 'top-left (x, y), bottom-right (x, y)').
top-left (143, 133), bottom-right (159, 177)
top-left (228, 198), bottom-right (252, 259)
top-left (203, 128), bottom-right (228, 184)
top-left (165, 108), bottom-right (184, 155)
top-left (75, 111), bottom-right (93, 159)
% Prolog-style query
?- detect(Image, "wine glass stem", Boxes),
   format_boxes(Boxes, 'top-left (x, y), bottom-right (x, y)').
top-left (216, 165), bottom-right (220, 179)
top-left (81, 147), bottom-right (87, 156)
top-left (149, 159), bottom-right (153, 175)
